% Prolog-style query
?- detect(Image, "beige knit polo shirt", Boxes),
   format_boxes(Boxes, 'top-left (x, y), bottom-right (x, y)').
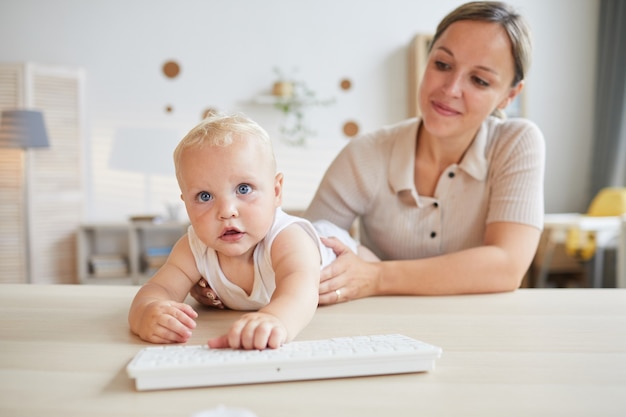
top-left (305, 116), bottom-right (545, 261)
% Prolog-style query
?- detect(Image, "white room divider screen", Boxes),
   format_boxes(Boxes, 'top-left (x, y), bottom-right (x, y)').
top-left (0, 62), bottom-right (84, 284)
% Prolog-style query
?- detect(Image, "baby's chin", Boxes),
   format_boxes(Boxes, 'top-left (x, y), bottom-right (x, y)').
top-left (212, 238), bottom-right (259, 259)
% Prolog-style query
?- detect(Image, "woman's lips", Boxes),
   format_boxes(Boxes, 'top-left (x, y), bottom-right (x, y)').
top-left (432, 100), bottom-right (461, 116)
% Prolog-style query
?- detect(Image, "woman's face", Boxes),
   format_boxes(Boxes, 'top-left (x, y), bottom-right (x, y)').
top-left (418, 20), bottom-right (521, 141)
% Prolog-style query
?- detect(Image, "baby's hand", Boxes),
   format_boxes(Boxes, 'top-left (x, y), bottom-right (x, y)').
top-left (136, 300), bottom-right (197, 344)
top-left (207, 312), bottom-right (287, 350)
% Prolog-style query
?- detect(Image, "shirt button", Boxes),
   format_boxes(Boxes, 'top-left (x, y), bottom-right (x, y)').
top-left (448, 172), bottom-right (455, 178)
top-left (433, 202), bottom-right (439, 208)
top-left (430, 231), bottom-right (437, 238)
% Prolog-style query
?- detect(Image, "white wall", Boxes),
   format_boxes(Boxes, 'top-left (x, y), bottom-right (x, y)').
top-left (0, 0), bottom-right (599, 221)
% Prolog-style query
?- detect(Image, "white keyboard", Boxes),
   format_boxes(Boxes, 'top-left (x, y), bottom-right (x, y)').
top-left (126, 334), bottom-right (442, 391)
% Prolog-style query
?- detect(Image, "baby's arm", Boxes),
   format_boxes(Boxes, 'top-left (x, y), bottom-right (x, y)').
top-left (128, 235), bottom-right (202, 344)
top-left (208, 224), bottom-right (320, 349)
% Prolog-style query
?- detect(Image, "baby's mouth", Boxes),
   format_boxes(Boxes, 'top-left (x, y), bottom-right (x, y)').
top-left (220, 227), bottom-right (244, 239)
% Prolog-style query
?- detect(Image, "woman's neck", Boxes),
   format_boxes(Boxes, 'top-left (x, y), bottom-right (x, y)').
top-left (416, 122), bottom-right (476, 168)
top-left (413, 123), bottom-right (477, 197)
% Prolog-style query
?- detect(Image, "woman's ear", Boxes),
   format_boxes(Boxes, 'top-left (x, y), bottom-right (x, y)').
top-left (498, 81), bottom-right (524, 110)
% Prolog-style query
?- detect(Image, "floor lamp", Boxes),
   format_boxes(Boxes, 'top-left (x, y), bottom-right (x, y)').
top-left (0, 110), bottom-right (50, 283)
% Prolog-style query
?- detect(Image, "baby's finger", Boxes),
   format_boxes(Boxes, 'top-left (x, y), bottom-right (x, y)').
top-left (266, 327), bottom-right (286, 349)
top-left (148, 323), bottom-right (190, 343)
top-left (225, 318), bottom-right (248, 349)
top-left (160, 311), bottom-right (194, 339)
top-left (179, 302), bottom-right (199, 316)
top-left (247, 322), bottom-right (273, 350)
top-left (207, 334), bottom-right (230, 349)
top-left (174, 303), bottom-right (198, 325)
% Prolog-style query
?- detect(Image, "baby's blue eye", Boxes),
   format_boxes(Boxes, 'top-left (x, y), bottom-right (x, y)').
top-left (197, 191), bottom-right (212, 202)
top-left (237, 184), bottom-right (252, 195)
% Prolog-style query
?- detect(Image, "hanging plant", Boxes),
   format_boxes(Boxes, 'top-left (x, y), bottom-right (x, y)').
top-left (271, 67), bottom-right (334, 146)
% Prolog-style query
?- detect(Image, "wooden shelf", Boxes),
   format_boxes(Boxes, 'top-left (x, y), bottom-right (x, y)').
top-left (252, 94), bottom-right (333, 107)
top-left (77, 222), bottom-right (188, 285)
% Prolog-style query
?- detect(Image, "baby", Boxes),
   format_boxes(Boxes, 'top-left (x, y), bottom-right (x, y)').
top-left (128, 111), bottom-right (374, 349)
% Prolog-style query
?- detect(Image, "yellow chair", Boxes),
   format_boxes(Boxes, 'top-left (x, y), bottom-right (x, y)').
top-left (565, 187), bottom-right (626, 261)
top-left (564, 188), bottom-right (626, 287)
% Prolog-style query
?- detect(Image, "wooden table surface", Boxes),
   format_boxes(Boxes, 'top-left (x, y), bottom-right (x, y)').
top-left (1, 284), bottom-right (625, 417)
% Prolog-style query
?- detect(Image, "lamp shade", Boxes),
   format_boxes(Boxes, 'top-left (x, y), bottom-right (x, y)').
top-left (0, 110), bottom-right (50, 149)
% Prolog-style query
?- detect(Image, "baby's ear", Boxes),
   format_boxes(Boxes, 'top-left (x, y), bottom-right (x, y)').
top-left (274, 172), bottom-right (284, 205)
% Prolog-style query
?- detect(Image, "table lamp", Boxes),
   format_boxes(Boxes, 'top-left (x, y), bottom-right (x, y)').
top-left (0, 109), bottom-right (50, 283)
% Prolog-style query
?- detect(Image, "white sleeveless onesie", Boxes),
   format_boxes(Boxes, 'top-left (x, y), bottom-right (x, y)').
top-left (187, 208), bottom-right (356, 310)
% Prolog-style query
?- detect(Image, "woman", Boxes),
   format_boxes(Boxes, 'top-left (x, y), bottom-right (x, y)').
top-left (306, 1), bottom-right (545, 304)
top-left (193, 1), bottom-right (545, 307)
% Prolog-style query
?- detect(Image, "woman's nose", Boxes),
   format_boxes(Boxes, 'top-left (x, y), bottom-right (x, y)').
top-left (442, 73), bottom-right (463, 97)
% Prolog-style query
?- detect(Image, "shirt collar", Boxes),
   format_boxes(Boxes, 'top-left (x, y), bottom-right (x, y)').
top-left (458, 122), bottom-right (488, 181)
top-left (388, 118), bottom-right (489, 195)
top-left (388, 119), bottom-right (419, 194)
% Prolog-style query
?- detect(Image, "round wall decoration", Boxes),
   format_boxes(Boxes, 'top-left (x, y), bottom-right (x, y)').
top-left (342, 121), bottom-right (359, 137)
top-left (340, 78), bottom-right (352, 91)
top-left (162, 60), bottom-right (180, 79)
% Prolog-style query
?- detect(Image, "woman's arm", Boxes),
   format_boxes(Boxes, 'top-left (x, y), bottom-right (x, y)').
top-left (304, 128), bottom-right (387, 232)
top-left (318, 221), bottom-right (540, 302)
top-left (378, 222), bottom-right (540, 294)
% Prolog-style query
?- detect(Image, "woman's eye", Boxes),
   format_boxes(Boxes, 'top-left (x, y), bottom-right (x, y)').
top-left (434, 60), bottom-right (450, 71)
top-left (237, 184), bottom-right (252, 195)
top-left (472, 76), bottom-right (489, 88)
top-left (197, 191), bottom-right (212, 202)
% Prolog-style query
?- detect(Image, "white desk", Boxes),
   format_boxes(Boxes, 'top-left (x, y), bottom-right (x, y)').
top-left (616, 215), bottom-right (626, 288)
top-left (1, 284), bottom-right (625, 417)
top-left (538, 213), bottom-right (624, 288)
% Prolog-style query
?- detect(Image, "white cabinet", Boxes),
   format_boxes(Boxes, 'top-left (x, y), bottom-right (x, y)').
top-left (77, 222), bottom-right (188, 285)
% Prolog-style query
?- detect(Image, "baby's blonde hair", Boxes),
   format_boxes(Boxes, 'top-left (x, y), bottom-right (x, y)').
top-left (173, 111), bottom-right (276, 182)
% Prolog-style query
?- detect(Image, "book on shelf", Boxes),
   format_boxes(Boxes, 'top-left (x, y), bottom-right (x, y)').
top-left (88, 254), bottom-right (128, 278)
top-left (141, 246), bottom-right (173, 275)
top-left (144, 246), bottom-right (173, 257)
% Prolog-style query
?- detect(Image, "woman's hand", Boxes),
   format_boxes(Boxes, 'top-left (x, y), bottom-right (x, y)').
top-left (188, 278), bottom-right (225, 309)
top-left (318, 237), bottom-right (380, 305)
